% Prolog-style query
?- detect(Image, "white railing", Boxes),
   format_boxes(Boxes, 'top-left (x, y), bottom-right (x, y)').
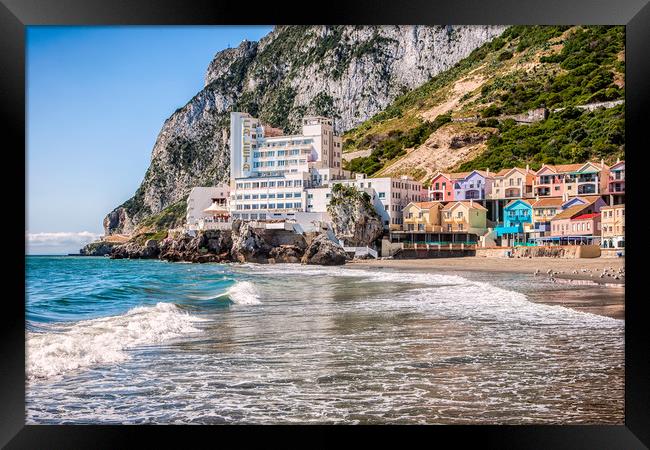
top-left (342, 246), bottom-right (378, 259)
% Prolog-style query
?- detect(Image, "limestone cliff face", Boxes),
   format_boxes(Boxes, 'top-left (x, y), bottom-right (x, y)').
top-left (104, 25), bottom-right (506, 235)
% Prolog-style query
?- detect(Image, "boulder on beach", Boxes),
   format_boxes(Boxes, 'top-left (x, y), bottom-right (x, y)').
top-left (301, 234), bottom-right (348, 266)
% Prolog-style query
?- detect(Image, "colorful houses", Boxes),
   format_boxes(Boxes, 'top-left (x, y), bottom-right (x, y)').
top-left (533, 161), bottom-right (610, 198)
top-left (607, 159), bottom-right (625, 205)
top-left (451, 170), bottom-right (492, 200)
top-left (441, 201), bottom-right (488, 234)
top-left (528, 197), bottom-right (564, 238)
top-left (403, 201), bottom-right (444, 232)
top-left (600, 204), bottom-right (625, 249)
top-left (494, 199), bottom-right (533, 245)
top-left (427, 172), bottom-right (455, 201)
top-left (488, 166), bottom-right (535, 200)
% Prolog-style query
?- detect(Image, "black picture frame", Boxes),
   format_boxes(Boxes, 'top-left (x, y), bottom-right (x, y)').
top-left (3, 0), bottom-right (648, 447)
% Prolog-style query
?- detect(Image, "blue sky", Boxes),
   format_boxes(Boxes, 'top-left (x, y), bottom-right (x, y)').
top-left (26, 25), bottom-right (273, 254)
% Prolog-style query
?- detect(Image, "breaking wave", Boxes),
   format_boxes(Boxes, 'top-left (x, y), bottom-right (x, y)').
top-left (226, 281), bottom-right (261, 305)
top-left (27, 302), bottom-right (206, 380)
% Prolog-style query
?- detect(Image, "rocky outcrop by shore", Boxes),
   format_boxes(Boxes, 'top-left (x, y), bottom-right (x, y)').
top-left (107, 223), bottom-right (347, 266)
top-left (301, 234), bottom-right (349, 266)
top-left (327, 184), bottom-right (384, 247)
top-left (79, 241), bottom-right (118, 256)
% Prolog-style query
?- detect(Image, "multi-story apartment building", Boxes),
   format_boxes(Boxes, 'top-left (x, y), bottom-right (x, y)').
top-left (533, 161), bottom-right (610, 198)
top-left (229, 112), bottom-right (346, 221)
top-left (600, 204), bottom-right (625, 248)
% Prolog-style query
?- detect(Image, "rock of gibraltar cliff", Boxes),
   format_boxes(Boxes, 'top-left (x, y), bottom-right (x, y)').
top-left (103, 25), bottom-right (506, 235)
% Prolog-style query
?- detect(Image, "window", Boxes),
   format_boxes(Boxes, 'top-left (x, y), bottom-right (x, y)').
top-left (378, 192), bottom-right (385, 199)
top-left (277, 193), bottom-right (284, 198)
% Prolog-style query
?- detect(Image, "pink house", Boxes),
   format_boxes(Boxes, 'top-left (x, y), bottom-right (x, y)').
top-left (428, 172), bottom-right (455, 201)
top-left (534, 161), bottom-right (610, 198)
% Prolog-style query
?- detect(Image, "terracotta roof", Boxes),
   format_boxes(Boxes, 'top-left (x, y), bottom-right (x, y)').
top-left (531, 197), bottom-right (564, 208)
top-left (551, 204), bottom-right (588, 221)
top-left (442, 201), bottom-right (488, 211)
top-left (601, 204), bottom-right (625, 210)
top-left (552, 163), bottom-right (590, 172)
top-left (430, 172), bottom-right (451, 180)
top-left (536, 162), bottom-right (605, 175)
top-left (449, 171), bottom-right (471, 180)
top-left (410, 201), bottom-right (444, 209)
top-left (572, 213), bottom-right (600, 221)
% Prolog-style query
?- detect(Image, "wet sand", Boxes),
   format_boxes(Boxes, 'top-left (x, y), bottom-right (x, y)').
top-left (350, 257), bottom-right (625, 320)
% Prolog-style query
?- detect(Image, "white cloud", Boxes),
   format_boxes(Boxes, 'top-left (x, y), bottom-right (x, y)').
top-left (26, 231), bottom-right (102, 254)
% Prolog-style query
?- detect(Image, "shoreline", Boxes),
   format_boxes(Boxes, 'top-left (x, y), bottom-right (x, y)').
top-left (349, 257), bottom-right (625, 320)
top-left (349, 256), bottom-right (625, 284)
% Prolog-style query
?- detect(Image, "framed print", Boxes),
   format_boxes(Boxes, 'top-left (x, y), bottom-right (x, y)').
top-left (2, 0), bottom-right (649, 447)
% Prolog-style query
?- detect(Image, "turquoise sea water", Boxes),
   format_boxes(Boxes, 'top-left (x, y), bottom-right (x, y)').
top-left (26, 256), bottom-right (624, 424)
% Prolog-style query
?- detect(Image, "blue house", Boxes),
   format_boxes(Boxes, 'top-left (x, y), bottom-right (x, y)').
top-left (495, 199), bottom-right (533, 243)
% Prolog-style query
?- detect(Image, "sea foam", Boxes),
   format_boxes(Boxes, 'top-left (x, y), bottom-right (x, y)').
top-left (226, 281), bottom-right (261, 305)
top-left (27, 302), bottom-right (206, 380)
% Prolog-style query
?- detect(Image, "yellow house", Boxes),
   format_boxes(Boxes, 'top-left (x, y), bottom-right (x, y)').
top-left (441, 201), bottom-right (488, 234)
top-left (600, 204), bottom-right (625, 248)
top-left (402, 201), bottom-right (444, 232)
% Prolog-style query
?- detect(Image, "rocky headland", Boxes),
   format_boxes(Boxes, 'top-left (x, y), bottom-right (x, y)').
top-left (104, 220), bottom-right (349, 265)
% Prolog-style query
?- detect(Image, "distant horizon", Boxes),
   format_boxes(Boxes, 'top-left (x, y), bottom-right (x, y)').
top-left (26, 25), bottom-right (273, 254)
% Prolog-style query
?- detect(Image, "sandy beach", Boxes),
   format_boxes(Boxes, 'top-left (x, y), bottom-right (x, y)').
top-left (350, 257), bottom-right (625, 320)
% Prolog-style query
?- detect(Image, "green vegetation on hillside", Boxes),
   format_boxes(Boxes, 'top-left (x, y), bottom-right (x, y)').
top-left (341, 25), bottom-right (625, 178)
top-left (345, 114), bottom-right (451, 175)
top-left (460, 104), bottom-right (624, 171)
top-left (138, 199), bottom-right (188, 231)
top-left (478, 25), bottom-right (624, 115)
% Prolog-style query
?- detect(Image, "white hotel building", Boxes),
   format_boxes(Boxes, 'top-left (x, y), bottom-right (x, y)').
top-left (229, 112), bottom-right (425, 229)
top-left (229, 112), bottom-right (346, 221)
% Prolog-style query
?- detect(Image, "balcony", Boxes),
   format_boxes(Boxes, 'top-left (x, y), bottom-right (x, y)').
top-left (464, 189), bottom-right (483, 200)
top-left (504, 188), bottom-right (522, 198)
top-left (608, 181), bottom-right (625, 193)
top-left (577, 184), bottom-right (597, 195)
